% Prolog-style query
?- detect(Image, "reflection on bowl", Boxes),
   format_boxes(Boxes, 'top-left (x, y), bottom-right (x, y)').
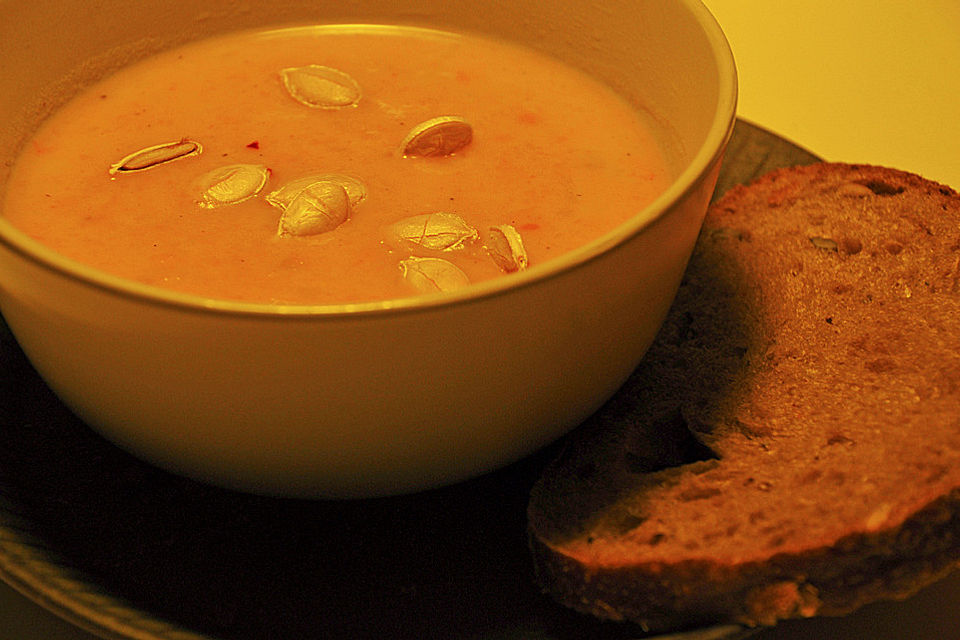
top-left (0, 0), bottom-right (736, 498)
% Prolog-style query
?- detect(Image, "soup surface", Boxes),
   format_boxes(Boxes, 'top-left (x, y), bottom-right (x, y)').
top-left (2, 25), bottom-right (672, 304)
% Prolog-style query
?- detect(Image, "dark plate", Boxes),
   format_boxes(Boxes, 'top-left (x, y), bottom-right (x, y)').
top-left (0, 120), bottom-right (818, 640)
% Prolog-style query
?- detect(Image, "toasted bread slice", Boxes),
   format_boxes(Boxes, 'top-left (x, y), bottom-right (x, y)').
top-left (528, 163), bottom-right (960, 632)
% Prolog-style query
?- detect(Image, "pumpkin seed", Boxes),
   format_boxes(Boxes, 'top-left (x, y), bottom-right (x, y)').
top-left (266, 173), bottom-right (366, 211)
top-left (399, 257), bottom-right (470, 293)
top-left (486, 224), bottom-right (529, 272)
top-left (277, 180), bottom-right (350, 237)
top-left (196, 164), bottom-right (269, 208)
top-left (280, 65), bottom-right (361, 109)
top-left (400, 116), bottom-right (473, 157)
top-left (384, 212), bottom-right (478, 252)
top-left (109, 139), bottom-right (202, 174)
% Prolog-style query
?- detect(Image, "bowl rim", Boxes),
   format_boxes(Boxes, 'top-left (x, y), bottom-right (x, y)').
top-left (0, 0), bottom-right (737, 320)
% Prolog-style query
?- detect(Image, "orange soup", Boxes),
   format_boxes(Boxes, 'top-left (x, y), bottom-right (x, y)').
top-left (2, 25), bottom-right (673, 304)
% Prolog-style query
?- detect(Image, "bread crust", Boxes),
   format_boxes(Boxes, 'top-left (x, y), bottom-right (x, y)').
top-left (527, 163), bottom-right (960, 632)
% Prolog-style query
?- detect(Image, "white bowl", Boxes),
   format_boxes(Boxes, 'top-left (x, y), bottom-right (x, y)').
top-left (0, 0), bottom-right (736, 498)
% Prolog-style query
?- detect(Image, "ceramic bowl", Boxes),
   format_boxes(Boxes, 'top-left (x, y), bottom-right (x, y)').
top-left (0, 0), bottom-right (736, 497)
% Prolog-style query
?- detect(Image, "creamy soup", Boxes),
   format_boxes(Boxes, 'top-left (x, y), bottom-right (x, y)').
top-left (2, 25), bottom-right (673, 304)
